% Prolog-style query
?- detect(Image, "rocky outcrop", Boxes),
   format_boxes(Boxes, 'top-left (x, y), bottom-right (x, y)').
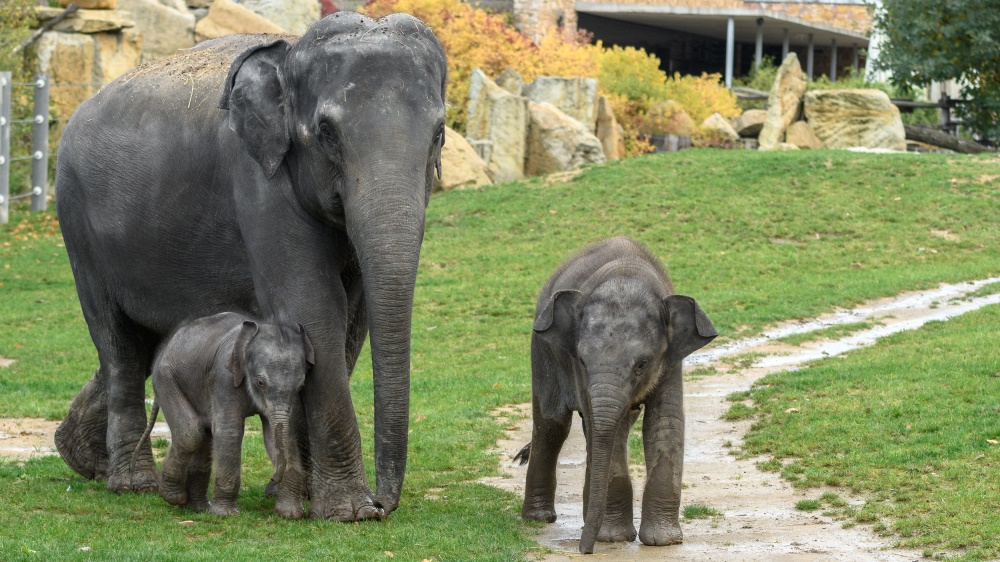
top-left (701, 112), bottom-right (740, 143)
top-left (466, 68), bottom-right (529, 183)
top-left (804, 89), bottom-right (906, 151)
top-left (58, 0), bottom-right (117, 9)
top-left (194, 0), bottom-right (286, 41)
top-left (434, 127), bottom-right (492, 192)
top-left (522, 76), bottom-right (598, 126)
top-left (525, 101), bottom-right (605, 177)
top-left (36, 6), bottom-right (134, 33)
top-left (759, 53), bottom-right (808, 150)
top-left (785, 121), bottom-right (824, 149)
top-left (117, 0), bottom-right (195, 61)
top-left (595, 95), bottom-right (624, 161)
top-left (237, 0), bottom-right (318, 35)
top-left (30, 28), bottom-right (142, 119)
top-left (733, 108), bottom-right (767, 138)
top-left (495, 67), bottom-right (524, 96)
top-left (641, 100), bottom-right (696, 137)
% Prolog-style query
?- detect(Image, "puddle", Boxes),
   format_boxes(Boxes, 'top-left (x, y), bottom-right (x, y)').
top-left (486, 278), bottom-right (1000, 560)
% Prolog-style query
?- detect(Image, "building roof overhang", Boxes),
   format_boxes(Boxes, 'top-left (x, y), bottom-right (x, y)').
top-left (575, 3), bottom-right (870, 48)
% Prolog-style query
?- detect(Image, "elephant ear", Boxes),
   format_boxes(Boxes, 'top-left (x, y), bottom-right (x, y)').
top-left (229, 320), bottom-right (259, 388)
top-left (297, 323), bottom-right (316, 368)
top-left (663, 294), bottom-right (718, 366)
top-left (218, 40), bottom-right (292, 179)
top-left (533, 290), bottom-right (583, 354)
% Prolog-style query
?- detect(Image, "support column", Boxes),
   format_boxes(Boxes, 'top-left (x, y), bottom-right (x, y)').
top-left (829, 39), bottom-right (838, 82)
top-left (725, 16), bottom-right (735, 88)
top-left (781, 28), bottom-right (789, 61)
top-left (755, 18), bottom-right (764, 70)
top-left (807, 33), bottom-right (814, 81)
top-left (852, 43), bottom-right (860, 75)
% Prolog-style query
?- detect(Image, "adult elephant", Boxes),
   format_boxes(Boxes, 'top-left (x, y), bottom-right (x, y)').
top-left (53, 12), bottom-right (447, 521)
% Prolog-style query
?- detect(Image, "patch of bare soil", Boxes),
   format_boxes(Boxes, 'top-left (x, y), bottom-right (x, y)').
top-left (0, 418), bottom-right (171, 460)
top-left (484, 277), bottom-right (1000, 560)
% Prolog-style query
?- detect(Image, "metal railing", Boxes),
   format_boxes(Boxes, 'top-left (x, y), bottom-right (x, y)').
top-left (1, 72), bottom-right (50, 225)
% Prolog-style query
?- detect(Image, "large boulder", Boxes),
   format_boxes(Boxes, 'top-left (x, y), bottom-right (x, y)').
top-left (804, 90), bottom-right (906, 151)
top-left (194, 0), bottom-right (286, 41)
top-left (495, 67), bottom-right (524, 96)
top-left (236, 0), bottom-right (318, 35)
top-left (701, 112), bottom-right (740, 143)
top-left (58, 0), bottom-right (117, 9)
top-left (732, 108), bottom-right (767, 138)
top-left (641, 100), bottom-right (696, 137)
top-left (785, 121), bottom-right (824, 149)
top-left (525, 101), bottom-right (606, 177)
top-left (595, 95), bottom-right (624, 161)
top-left (522, 76), bottom-right (598, 126)
top-left (36, 7), bottom-right (135, 33)
top-left (434, 127), bottom-right (492, 192)
top-left (758, 53), bottom-right (808, 150)
top-left (466, 68), bottom-right (529, 183)
top-left (117, 0), bottom-right (195, 61)
top-left (30, 29), bottom-right (142, 119)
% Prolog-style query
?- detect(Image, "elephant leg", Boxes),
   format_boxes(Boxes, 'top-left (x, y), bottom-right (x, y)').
top-left (522, 339), bottom-right (572, 523)
top-left (159, 402), bottom-right (204, 506)
top-left (55, 369), bottom-right (109, 480)
top-left (639, 365), bottom-right (685, 546)
top-left (597, 409), bottom-right (640, 543)
top-left (209, 417), bottom-right (245, 516)
top-left (185, 435), bottom-right (212, 512)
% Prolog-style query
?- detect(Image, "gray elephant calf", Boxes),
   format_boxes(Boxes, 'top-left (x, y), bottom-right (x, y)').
top-left (520, 237), bottom-right (718, 554)
top-left (137, 312), bottom-right (314, 518)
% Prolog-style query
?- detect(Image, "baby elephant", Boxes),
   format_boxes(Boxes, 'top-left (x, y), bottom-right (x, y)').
top-left (137, 312), bottom-right (314, 519)
top-left (520, 237), bottom-right (717, 554)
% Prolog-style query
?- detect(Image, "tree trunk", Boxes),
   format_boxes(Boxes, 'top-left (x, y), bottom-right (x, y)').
top-left (904, 125), bottom-right (995, 154)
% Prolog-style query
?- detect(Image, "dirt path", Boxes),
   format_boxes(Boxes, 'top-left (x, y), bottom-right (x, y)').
top-left (483, 277), bottom-right (1000, 560)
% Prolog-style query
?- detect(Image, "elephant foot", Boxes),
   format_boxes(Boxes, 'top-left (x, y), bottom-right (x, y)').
top-left (209, 502), bottom-right (239, 516)
top-left (265, 479), bottom-right (277, 497)
top-left (188, 498), bottom-right (210, 512)
top-left (521, 505), bottom-right (557, 523)
top-left (106, 459), bottom-right (159, 494)
top-left (160, 483), bottom-right (188, 506)
top-left (597, 519), bottom-right (637, 543)
top-left (309, 485), bottom-right (383, 521)
top-left (639, 519), bottom-right (683, 546)
top-left (55, 372), bottom-right (109, 480)
top-left (276, 498), bottom-right (305, 520)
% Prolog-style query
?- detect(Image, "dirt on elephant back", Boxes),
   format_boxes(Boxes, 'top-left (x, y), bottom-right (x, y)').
top-left (484, 277), bottom-right (1000, 561)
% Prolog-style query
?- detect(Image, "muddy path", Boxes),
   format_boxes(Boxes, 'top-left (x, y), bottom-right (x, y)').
top-left (484, 277), bottom-right (1000, 560)
top-left (3, 278), bottom-right (999, 560)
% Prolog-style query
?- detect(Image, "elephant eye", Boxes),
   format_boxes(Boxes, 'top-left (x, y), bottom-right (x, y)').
top-left (633, 358), bottom-right (650, 374)
top-left (318, 121), bottom-right (336, 145)
top-left (434, 126), bottom-right (445, 147)
top-left (256, 379), bottom-right (266, 389)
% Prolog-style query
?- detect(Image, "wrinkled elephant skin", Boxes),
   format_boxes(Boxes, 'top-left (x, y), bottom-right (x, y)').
top-left (54, 12), bottom-right (447, 521)
top-left (521, 237), bottom-right (718, 554)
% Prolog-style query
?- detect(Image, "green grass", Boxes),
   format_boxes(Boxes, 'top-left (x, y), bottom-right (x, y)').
top-left (1, 150), bottom-right (999, 559)
top-left (739, 305), bottom-right (1000, 560)
top-left (683, 504), bottom-right (722, 519)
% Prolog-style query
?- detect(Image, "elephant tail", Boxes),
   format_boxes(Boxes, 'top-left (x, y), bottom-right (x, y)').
top-left (513, 442), bottom-right (531, 466)
top-left (131, 400), bottom-right (160, 475)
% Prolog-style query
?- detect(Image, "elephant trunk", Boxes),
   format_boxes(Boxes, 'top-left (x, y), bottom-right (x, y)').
top-left (272, 418), bottom-right (289, 485)
top-left (345, 172), bottom-right (426, 514)
top-left (580, 382), bottom-right (629, 554)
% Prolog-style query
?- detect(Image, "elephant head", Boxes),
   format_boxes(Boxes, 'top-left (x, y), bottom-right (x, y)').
top-left (534, 283), bottom-right (717, 553)
top-left (218, 13), bottom-right (447, 511)
top-left (230, 321), bottom-right (315, 486)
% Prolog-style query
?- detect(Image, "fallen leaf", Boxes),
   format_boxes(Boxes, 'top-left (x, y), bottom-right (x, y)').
top-left (385, 552), bottom-right (394, 558)
top-left (178, 520), bottom-right (195, 526)
top-left (785, 408), bottom-right (799, 414)
top-left (987, 440), bottom-right (999, 445)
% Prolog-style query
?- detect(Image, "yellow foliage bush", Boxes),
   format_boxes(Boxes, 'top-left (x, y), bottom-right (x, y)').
top-left (361, 0), bottom-right (598, 133)
top-left (663, 72), bottom-right (741, 124)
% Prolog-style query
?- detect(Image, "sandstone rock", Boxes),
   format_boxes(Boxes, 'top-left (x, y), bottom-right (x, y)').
top-left (187, 0), bottom-right (214, 8)
top-left (701, 112), bottom-right (740, 142)
top-left (640, 100), bottom-right (696, 137)
top-left (804, 89), bottom-right (907, 151)
top-left (58, 0), bottom-right (117, 9)
top-left (758, 52), bottom-right (808, 150)
top-left (117, 0), bottom-right (195, 61)
top-left (495, 67), bottom-right (524, 96)
top-left (522, 76), bottom-right (598, 126)
top-left (434, 127), bottom-right (492, 192)
top-left (525, 101), bottom-right (606, 177)
top-left (777, 142), bottom-right (800, 151)
top-left (194, 0), bottom-right (286, 41)
top-left (595, 95), bottom-right (624, 161)
top-left (466, 68), bottom-right (529, 183)
top-left (31, 32), bottom-right (96, 119)
top-left (236, 0), bottom-right (318, 35)
top-left (35, 7), bottom-right (134, 33)
top-left (733, 108), bottom-right (767, 138)
top-left (785, 120), bottom-right (824, 149)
